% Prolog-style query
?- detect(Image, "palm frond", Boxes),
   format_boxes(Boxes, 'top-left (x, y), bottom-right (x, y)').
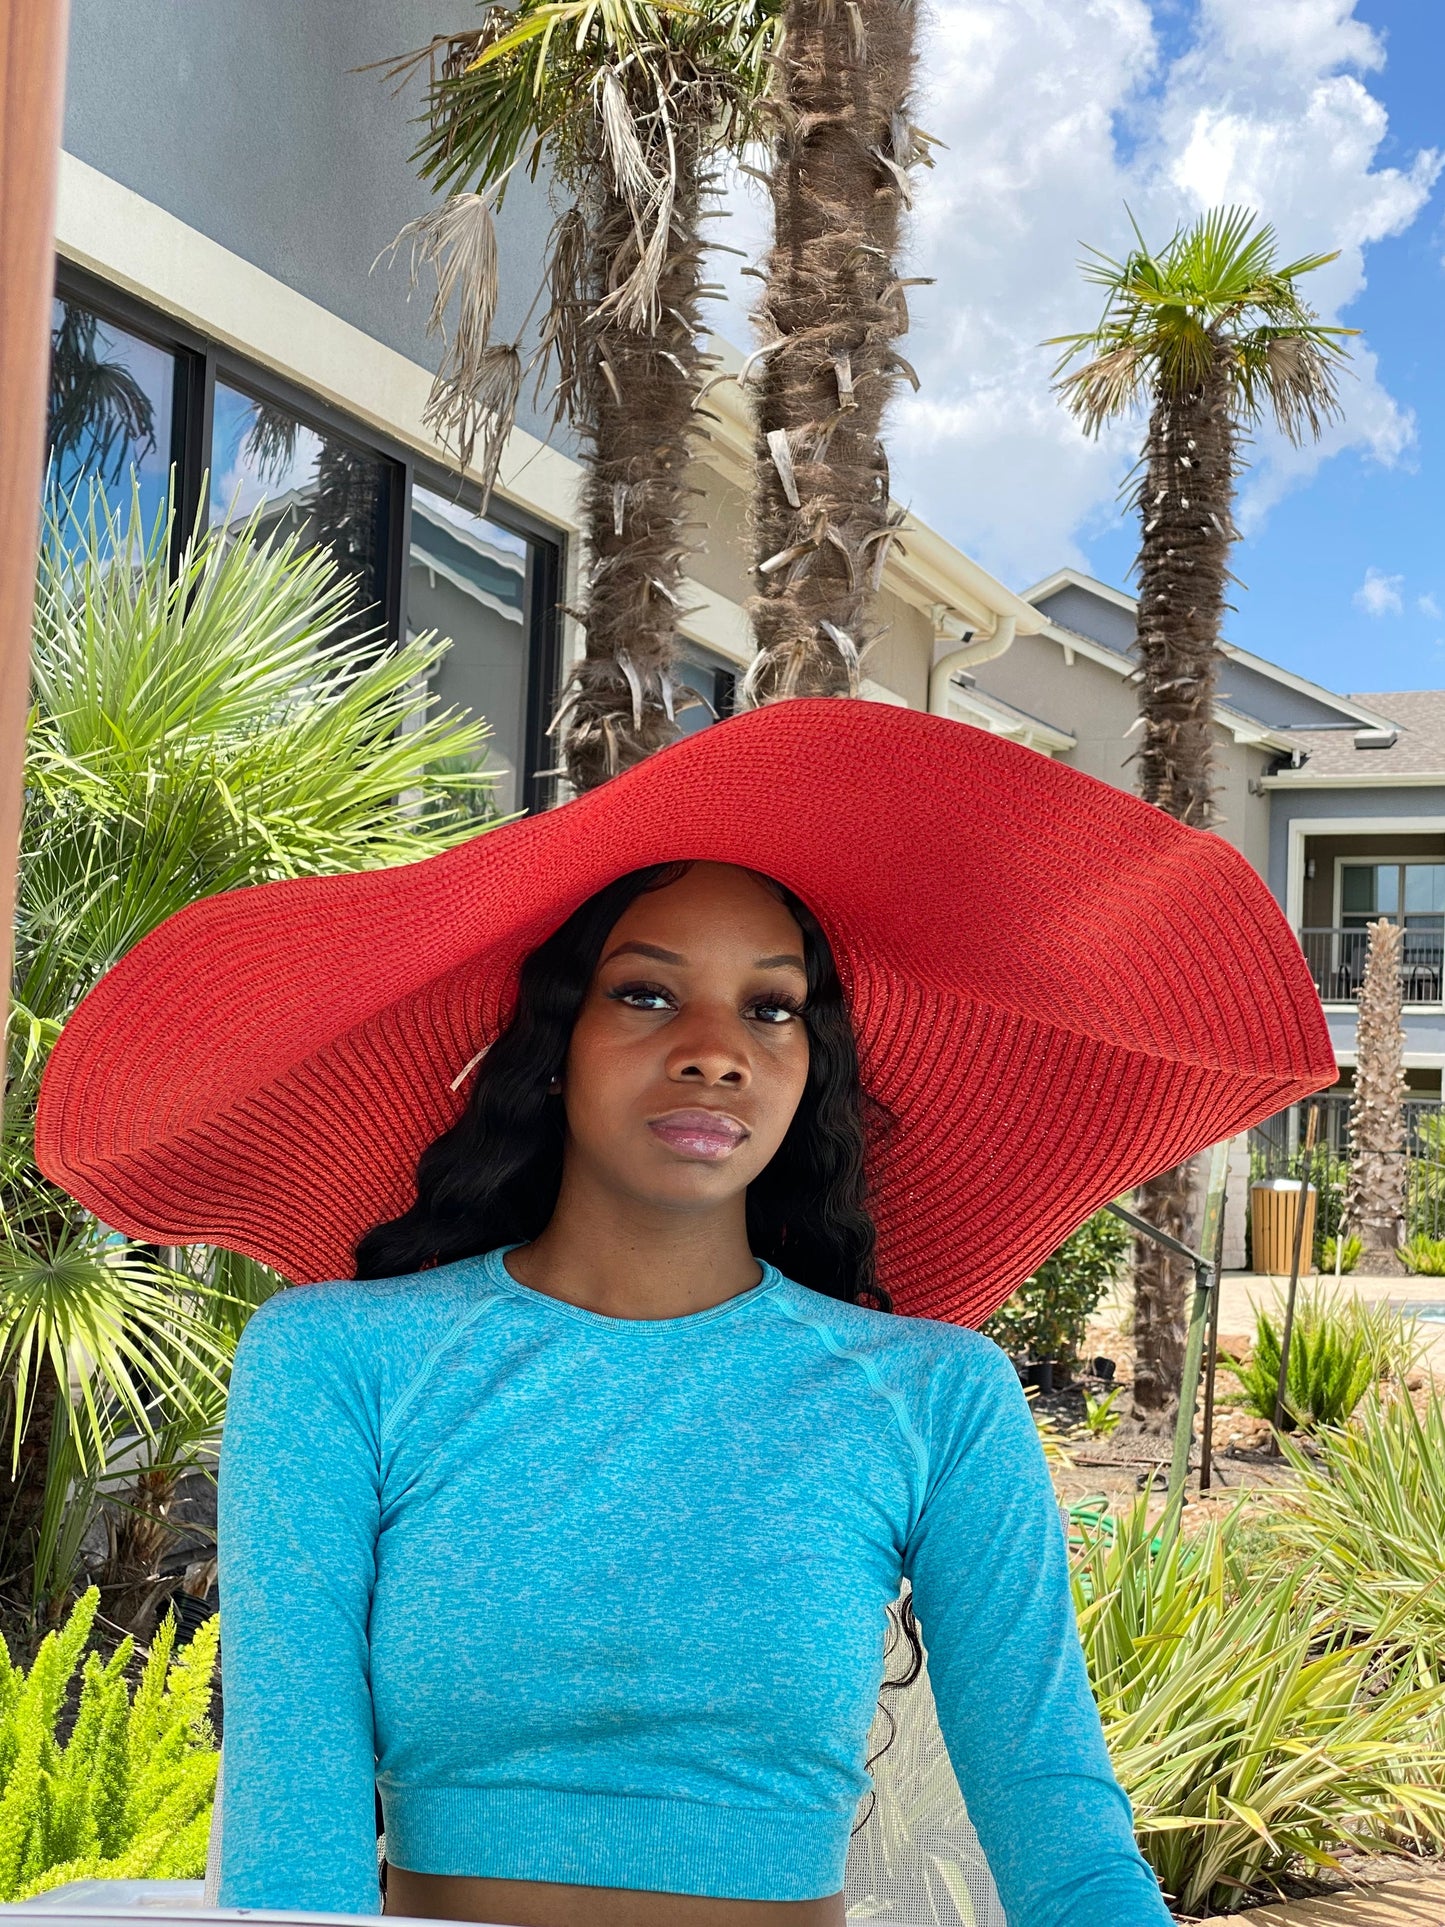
top-left (1050, 203), bottom-right (1356, 433)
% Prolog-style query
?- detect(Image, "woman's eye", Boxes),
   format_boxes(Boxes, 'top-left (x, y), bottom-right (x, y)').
top-left (750, 999), bottom-right (803, 1026)
top-left (612, 983), bottom-right (674, 1011)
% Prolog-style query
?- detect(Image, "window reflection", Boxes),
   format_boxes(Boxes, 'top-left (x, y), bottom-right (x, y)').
top-left (47, 297), bottom-right (175, 534)
top-left (408, 485), bottom-right (531, 817)
top-left (210, 381), bottom-right (391, 643)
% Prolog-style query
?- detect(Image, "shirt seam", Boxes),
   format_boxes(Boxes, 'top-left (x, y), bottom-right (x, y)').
top-left (765, 1290), bottom-right (930, 1485)
top-left (378, 1286), bottom-right (504, 1453)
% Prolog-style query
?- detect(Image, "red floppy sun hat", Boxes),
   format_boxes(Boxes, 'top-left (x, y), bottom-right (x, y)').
top-left (35, 698), bottom-right (1334, 1326)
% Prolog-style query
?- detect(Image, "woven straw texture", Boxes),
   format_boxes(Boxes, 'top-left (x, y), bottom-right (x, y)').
top-left (35, 699), bottom-right (1334, 1325)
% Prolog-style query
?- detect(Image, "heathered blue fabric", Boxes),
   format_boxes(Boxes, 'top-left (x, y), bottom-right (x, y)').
top-left (217, 1247), bottom-right (1171, 1924)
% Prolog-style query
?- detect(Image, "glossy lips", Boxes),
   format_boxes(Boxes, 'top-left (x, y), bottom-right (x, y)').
top-left (646, 1109), bottom-right (750, 1161)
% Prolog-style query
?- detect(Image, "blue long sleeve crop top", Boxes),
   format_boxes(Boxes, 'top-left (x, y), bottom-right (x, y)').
top-left (216, 1246), bottom-right (1171, 1924)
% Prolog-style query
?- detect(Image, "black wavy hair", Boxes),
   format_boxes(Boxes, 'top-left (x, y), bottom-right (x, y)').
top-left (355, 861), bottom-right (887, 1308)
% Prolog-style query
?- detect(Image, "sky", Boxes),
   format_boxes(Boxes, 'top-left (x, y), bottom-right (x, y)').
top-left (712, 0), bottom-right (1445, 698)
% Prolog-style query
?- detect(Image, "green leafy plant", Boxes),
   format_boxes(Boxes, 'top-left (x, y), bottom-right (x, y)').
top-left (4, 479), bottom-right (500, 1625)
top-left (1083, 1385), bottom-right (1122, 1437)
top-left (1075, 1499), bottom-right (1445, 1915)
top-left (1233, 1287), bottom-right (1413, 1431)
top-left (1272, 1392), bottom-right (1445, 1668)
top-left (0, 1586), bottom-right (218, 1899)
top-left (983, 1208), bottom-right (1130, 1372)
top-left (1401, 1234), bottom-right (1445, 1277)
top-left (1319, 1232), bottom-right (1362, 1275)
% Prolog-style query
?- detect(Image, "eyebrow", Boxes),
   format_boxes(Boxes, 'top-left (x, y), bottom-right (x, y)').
top-left (602, 940), bottom-right (807, 975)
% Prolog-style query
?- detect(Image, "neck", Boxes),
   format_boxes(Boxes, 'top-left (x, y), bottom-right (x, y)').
top-left (505, 1167), bottom-right (760, 1320)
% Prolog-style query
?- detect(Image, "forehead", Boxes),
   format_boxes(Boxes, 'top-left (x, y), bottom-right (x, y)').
top-left (604, 863), bottom-right (801, 948)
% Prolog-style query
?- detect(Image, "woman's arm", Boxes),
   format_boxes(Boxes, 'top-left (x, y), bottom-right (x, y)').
top-left (903, 1339), bottom-right (1172, 1927)
top-left (217, 1286), bottom-right (383, 1915)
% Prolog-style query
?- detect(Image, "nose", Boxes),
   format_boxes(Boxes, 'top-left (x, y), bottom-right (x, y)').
top-left (664, 1007), bottom-right (750, 1088)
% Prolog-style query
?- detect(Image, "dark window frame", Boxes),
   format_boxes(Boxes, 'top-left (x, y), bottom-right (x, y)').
top-left (51, 258), bottom-right (565, 816)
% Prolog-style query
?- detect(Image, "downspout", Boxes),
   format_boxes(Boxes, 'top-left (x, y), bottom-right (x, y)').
top-left (928, 614), bottom-right (1017, 716)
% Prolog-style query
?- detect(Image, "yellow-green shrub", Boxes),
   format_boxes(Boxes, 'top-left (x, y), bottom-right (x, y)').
top-left (0, 1587), bottom-right (218, 1900)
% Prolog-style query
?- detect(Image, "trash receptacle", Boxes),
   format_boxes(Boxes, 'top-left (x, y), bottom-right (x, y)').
top-left (1250, 1177), bottom-right (1317, 1274)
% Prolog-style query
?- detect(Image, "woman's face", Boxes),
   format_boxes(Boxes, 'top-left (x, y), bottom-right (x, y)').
top-left (558, 862), bottom-right (811, 1215)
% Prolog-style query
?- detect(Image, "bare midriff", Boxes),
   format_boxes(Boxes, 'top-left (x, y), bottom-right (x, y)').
top-left (384, 1868), bottom-right (847, 1927)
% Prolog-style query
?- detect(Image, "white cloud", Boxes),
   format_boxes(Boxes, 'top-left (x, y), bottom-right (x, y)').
top-left (1354, 567), bottom-right (1404, 617)
top-left (1420, 593), bottom-right (1441, 619)
top-left (709, 0), bottom-right (1440, 590)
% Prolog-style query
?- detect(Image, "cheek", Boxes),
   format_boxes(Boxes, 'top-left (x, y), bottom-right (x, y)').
top-left (560, 1012), bottom-right (651, 1135)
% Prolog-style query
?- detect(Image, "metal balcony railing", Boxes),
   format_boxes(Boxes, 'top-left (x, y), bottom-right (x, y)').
top-left (1297, 926), bottom-right (1445, 1006)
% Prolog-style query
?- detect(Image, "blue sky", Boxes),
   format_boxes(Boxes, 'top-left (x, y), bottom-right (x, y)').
top-left (1088, 0), bottom-right (1445, 695)
top-left (713, 0), bottom-right (1445, 701)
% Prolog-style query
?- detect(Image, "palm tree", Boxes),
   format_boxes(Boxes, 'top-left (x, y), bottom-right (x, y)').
top-left (743, 0), bottom-right (933, 705)
top-left (1051, 206), bottom-right (1352, 1420)
top-left (1344, 918), bottom-right (1406, 1270)
top-left (380, 1), bottom-right (779, 791)
top-left (5, 480), bottom-right (496, 1634)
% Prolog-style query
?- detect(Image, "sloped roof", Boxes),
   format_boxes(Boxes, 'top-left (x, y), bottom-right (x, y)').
top-left (1277, 692), bottom-right (1445, 780)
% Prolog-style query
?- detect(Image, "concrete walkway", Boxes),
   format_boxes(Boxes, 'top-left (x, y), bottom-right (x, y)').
top-left (1214, 1270), bottom-right (1445, 1371)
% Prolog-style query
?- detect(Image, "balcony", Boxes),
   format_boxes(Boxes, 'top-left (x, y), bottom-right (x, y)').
top-left (1298, 926), bottom-right (1444, 1007)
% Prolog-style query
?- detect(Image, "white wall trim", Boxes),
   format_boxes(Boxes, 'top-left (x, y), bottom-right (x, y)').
top-left (1263, 772), bottom-right (1445, 791)
top-left (57, 152), bottom-right (586, 540)
top-left (1285, 815), bottom-right (1445, 930)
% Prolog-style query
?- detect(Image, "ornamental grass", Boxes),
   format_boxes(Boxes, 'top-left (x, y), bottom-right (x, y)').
top-left (1273, 1391), bottom-right (1445, 1668)
top-left (1074, 1501), bottom-right (1445, 1917)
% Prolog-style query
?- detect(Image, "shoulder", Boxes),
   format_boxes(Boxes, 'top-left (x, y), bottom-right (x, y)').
top-left (766, 1277), bottom-right (1014, 1384)
top-left (764, 1278), bottom-right (1027, 1456)
top-left (232, 1257), bottom-right (497, 1391)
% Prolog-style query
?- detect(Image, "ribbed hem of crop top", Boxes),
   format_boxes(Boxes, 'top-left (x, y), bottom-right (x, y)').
top-left (383, 1785), bottom-right (843, 1901)
top-left (216, 1248), bottom-right (1175, 1925)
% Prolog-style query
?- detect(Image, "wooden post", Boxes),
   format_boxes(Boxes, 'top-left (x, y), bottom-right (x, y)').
top-left (0, 0), bottom-right (69, 1112)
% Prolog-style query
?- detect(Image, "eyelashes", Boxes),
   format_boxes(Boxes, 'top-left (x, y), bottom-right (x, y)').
top-left (606, 980), bottom-right (805, 1024)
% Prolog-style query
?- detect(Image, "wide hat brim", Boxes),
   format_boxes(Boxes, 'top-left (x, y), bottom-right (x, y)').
top-left (36, 699), bottom-right (1334, 1325)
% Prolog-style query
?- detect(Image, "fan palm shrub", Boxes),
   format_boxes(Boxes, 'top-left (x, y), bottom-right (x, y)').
top-left (1051, 208), bottom-right (1353, 1423)
top-left (382, 1), bottom-right (779, 791)
top-left (744, 0), bottom-right (934, 705)
top-left (4, 481), bottom-right (496, 1630)
top-left (1075, 1500), bottom-right (1445, 1915)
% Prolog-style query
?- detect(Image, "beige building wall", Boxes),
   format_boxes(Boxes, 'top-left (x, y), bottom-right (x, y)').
top-left (868, 591), bottom-right (933, 711)
top-left (969, 631), bottom-right (1274, 871)
top-left (686, 464), bottom-right (753, 616)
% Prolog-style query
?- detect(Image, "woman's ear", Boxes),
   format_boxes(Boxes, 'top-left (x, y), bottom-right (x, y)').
top-left (547, 1075), bottom-right (563, 1096)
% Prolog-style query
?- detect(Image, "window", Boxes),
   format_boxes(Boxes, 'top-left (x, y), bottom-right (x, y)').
top-left (675, 646), bottom-right (738, 739)
top-left (211, 380), bottom-right (394, 646)
top-left (46, 267), bottom-right (565, 816)
top-left (47, 295), bottom-right (179, 541)
top-left (409, 486), bottom-right (534, 818)
top-left (1341, 861), bottom-right (1445, 998)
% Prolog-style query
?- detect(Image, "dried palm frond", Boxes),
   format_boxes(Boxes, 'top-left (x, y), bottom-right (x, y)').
top-left (375, 0), bottom-right (786, 788)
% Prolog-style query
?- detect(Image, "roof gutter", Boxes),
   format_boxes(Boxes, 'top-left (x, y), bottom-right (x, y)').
top-left (929, 615), bottom-right (1017, 716)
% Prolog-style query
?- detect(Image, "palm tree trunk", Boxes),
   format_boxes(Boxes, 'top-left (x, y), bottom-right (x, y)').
top-left (558, 131), bottom-right (711, 794)
top-left (1344, 917), bottom-right (1406, 1269)
top-left (1128, 348), bottom-right (1236, 1423)
top-left (747, 0), bottom-right (918, 701)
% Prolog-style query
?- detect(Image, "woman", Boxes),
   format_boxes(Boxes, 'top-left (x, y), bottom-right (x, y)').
top-left (36, 701), bottom-right (1333, 1927)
